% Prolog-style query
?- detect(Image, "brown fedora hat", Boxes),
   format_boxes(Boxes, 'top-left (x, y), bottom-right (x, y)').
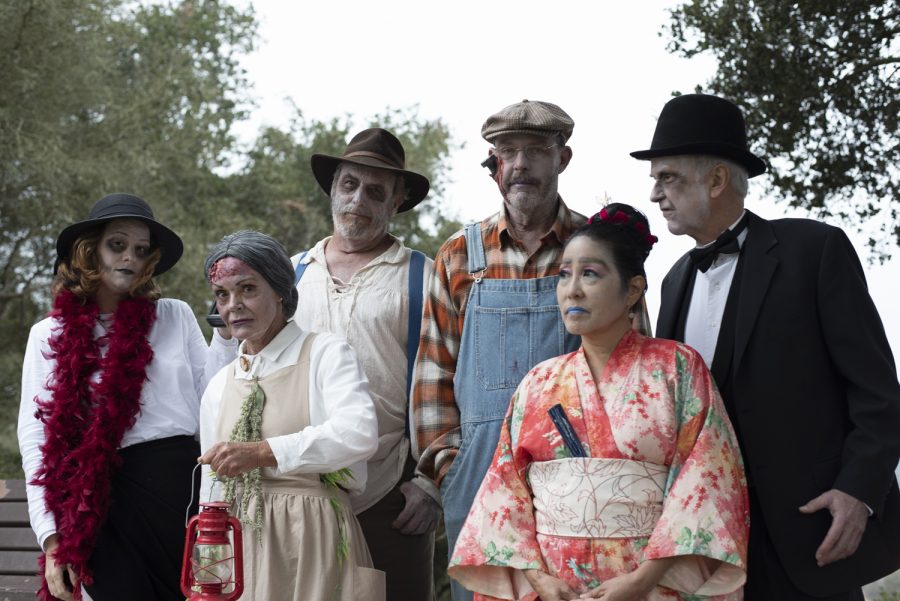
top-left (310, 128), bottom-right (431, 213)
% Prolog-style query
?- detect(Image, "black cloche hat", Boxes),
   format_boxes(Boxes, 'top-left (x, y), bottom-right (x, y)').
top-left (630, 94), bottom-right (767, 178)
top-left (55, 193), bottom-right (184, 275)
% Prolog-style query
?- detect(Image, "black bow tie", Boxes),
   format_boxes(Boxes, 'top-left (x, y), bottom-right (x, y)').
top-left (689, 216), bottom-right (748, 273)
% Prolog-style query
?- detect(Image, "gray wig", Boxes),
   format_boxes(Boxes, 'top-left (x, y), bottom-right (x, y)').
top-left (204, 230), bottom-right (299, 319)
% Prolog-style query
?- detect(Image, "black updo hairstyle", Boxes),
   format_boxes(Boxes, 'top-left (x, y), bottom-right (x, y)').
top-left (564, 202), bottom-right (658, 292)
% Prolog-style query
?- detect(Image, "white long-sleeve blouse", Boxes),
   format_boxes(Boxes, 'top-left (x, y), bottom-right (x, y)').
top-left (198, 320), bottom-right (378, 502)
top-left (18, 298), bottom-right (236, 549)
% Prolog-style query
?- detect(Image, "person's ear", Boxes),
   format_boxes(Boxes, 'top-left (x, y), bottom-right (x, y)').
top-left (708, 163), bottom-right (730, 199)
top-left (626, 275), bottom-right (646, 309)
top-left (557, 146), bottom-right (573, 173)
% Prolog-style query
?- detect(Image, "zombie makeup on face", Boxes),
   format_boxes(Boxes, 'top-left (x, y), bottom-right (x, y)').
top-left (208, 257), bottom-right (255, 285)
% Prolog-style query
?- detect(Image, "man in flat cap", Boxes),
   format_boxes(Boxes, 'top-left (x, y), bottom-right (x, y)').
top-left (633, 94), bottom-right (900, 600)
top-left (292, 128), bottom-right (441, 600)
top-left (412, 100), bottom-right (585, 601)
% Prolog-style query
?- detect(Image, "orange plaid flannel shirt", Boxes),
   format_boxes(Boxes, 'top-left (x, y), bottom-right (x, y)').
top-left (412, 199), bottom-right (586, 486)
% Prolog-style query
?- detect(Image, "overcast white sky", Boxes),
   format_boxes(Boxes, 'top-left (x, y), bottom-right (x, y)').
top-left (232, 0), bottom-right (899, 365)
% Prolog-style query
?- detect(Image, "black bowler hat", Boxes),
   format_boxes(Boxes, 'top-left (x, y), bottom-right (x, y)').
top-left (630, 94), bottom-right (767, 177)
top-left (55, 193), bottom-right (184, 275)
top-left (311, 128), bottom-right (431, 213)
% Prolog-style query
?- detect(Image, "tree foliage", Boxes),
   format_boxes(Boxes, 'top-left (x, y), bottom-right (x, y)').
top-left (666, 0), bottom-right (899, 261)
top-left (225, 105), bottom-right (460, 262)
top-left (0, 0), bottom-right (256, 317)
top-left (0, 0), bottom-right (256, 472)
top-left (0, 0), bottom-right (459, 476)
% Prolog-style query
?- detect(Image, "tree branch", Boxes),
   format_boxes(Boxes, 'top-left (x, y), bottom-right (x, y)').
top-left (0, 237), bottom-right (25, 288)
top-left (13, 1), bottom-right (36, 53)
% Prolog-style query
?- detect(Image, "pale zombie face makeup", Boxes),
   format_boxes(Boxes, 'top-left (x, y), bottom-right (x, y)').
top-left (209, 257), bottom-right (284, 354)
top-left (330, 163), bottom-right (401, 244)
top-left (96, 219), bottom-right (152, 302)
top-left (648, 156), bottom-right (715, 243)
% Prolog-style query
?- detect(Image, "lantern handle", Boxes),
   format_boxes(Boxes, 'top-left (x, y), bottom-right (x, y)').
top-left (186, 462), bottom-right (201, 528)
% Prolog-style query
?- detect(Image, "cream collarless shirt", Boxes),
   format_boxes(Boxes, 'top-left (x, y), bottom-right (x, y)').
top-left (292, 236), bottom-right (437, 512)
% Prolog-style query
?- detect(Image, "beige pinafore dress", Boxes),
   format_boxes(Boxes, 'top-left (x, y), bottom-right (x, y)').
top-left (215, 333), bottom-right (385, 601)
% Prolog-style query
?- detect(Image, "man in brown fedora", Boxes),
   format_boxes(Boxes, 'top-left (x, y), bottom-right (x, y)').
top-left (633, 93), bottom-right (900, 600)
top-left (292, 127), bottom-right (441, 600)
top-left (412, 100), bottom-right (585, 601)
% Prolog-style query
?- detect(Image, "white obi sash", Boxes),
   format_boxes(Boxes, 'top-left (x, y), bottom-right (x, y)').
top-left (527, 458), bottom-right (668, 538)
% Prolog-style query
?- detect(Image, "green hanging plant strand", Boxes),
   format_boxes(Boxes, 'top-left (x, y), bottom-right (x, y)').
top-left (224, 377), bottom-right (266, 536)
top-left (320, 467), bottom-right (355, 589)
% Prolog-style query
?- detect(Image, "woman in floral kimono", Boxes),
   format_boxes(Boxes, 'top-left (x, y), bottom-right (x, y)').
top-left (448, 203), bottom-right (749, 601)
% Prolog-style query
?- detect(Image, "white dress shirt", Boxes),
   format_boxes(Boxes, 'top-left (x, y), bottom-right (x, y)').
top-left (684, 212), bottom-right (748, 367)
top-left (199, 320), bottom-right (378, 503)
top-left (18, 298), bottom-right (236, 549)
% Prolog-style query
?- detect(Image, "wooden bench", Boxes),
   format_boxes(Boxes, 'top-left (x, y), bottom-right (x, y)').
top-left (0, 480), bottom-right (41, 599)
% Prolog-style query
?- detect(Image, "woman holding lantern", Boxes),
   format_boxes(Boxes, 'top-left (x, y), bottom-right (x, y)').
top-left (17, 193), bottom-right (235, 601)
top-left (198, 230), bottom-right (384, 601)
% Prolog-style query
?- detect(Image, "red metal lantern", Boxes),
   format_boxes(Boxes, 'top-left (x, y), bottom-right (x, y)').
top-left (180, 501), bottom-right (244, 600)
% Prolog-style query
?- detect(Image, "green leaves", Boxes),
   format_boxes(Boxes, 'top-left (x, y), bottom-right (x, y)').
top-left (666, 0), bottom-right (899, 261)
top-left (224, 377), bottom-right (266, 536)
top-left (224, 106), bottom-right (460, 263)
top-left (320, 467), bottom-right (355, 582)
top-left (0, 1), bottom-right (460, 481)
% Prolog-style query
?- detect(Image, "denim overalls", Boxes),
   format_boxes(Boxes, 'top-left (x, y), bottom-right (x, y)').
top-left (441, 223), bottom-right (580, 601)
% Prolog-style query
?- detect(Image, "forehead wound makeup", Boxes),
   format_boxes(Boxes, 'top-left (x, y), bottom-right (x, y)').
top-left (208, 257), bottom-right (254, 284)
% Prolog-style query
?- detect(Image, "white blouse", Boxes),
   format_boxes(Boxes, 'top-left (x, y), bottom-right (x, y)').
top-left (198, 320), bottom-right (378, 502)
top-left (18, 298), bottom-right (236, 549)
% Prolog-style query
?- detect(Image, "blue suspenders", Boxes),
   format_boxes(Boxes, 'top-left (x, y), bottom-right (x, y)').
top-left (293, 251), bottom-right (309, 283)
top-left (464, 222), bottom-right (486, 274)
top-left (294, 249), bottom-right (427, 434)
top-left (405, 250), bottom-right (426, 402)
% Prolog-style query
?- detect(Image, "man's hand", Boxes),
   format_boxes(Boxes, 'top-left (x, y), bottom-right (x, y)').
top-left (44, 534), bottom-right (77, 601)
top-left (523, 569), bottom-right (579, 601)
top-left (392, 481), bottom-right (441, 535)
top-left (799, 488), bottom-right (869, 566)
top-left (198, 441), bottom-right (275, 478)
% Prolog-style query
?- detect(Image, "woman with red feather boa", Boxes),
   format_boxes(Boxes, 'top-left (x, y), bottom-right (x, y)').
top-left (17, 194), bottom-right (235, 601)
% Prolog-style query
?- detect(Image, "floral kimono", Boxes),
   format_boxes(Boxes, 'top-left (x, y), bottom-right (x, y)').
top-left (448, 331), bottom-right (749, 600)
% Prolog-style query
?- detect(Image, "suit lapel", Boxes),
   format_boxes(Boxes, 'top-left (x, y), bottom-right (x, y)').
top-left (733, 212), bottom-right (779, 372)
top-left (657, 254), bottom-right (693, 340)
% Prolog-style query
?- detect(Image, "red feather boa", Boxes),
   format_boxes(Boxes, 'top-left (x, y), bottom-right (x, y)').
top-left (32, 289), bottom-right (156, 600)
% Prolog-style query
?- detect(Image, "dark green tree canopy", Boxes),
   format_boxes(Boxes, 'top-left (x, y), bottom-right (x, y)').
top-left (0, 1), bottom-right (458, 476)
top-left (667, 0), bottom-right (899, 261)
top-left (225, 105), bottom-right (459, 263)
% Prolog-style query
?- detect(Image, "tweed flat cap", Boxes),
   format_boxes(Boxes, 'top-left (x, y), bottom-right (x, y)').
top-left (481, 99), bottom-right (574, 143)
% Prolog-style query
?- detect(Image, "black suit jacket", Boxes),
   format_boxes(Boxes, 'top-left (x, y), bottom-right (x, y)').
top-left (657, 212), bottom-right (900, 595)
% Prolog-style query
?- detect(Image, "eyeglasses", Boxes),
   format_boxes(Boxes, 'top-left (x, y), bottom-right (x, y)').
top-left (492, 144), bottom-right (558, 161)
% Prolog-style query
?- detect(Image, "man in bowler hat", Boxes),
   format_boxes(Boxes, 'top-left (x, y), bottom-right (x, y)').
top-left (292, 128), bottom-right (441, 600)
top-left (412, 100), bottom-right (585, 601)
top-left (633, 93), bottom-right (900, 600)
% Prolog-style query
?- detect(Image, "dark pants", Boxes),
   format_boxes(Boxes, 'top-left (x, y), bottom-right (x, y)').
top-left (357, 459), bottom-right (435, 601)
top-left (746, 489), bottom-right (864, 601)
top-left (85, 436), bottom-right (199, 601)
